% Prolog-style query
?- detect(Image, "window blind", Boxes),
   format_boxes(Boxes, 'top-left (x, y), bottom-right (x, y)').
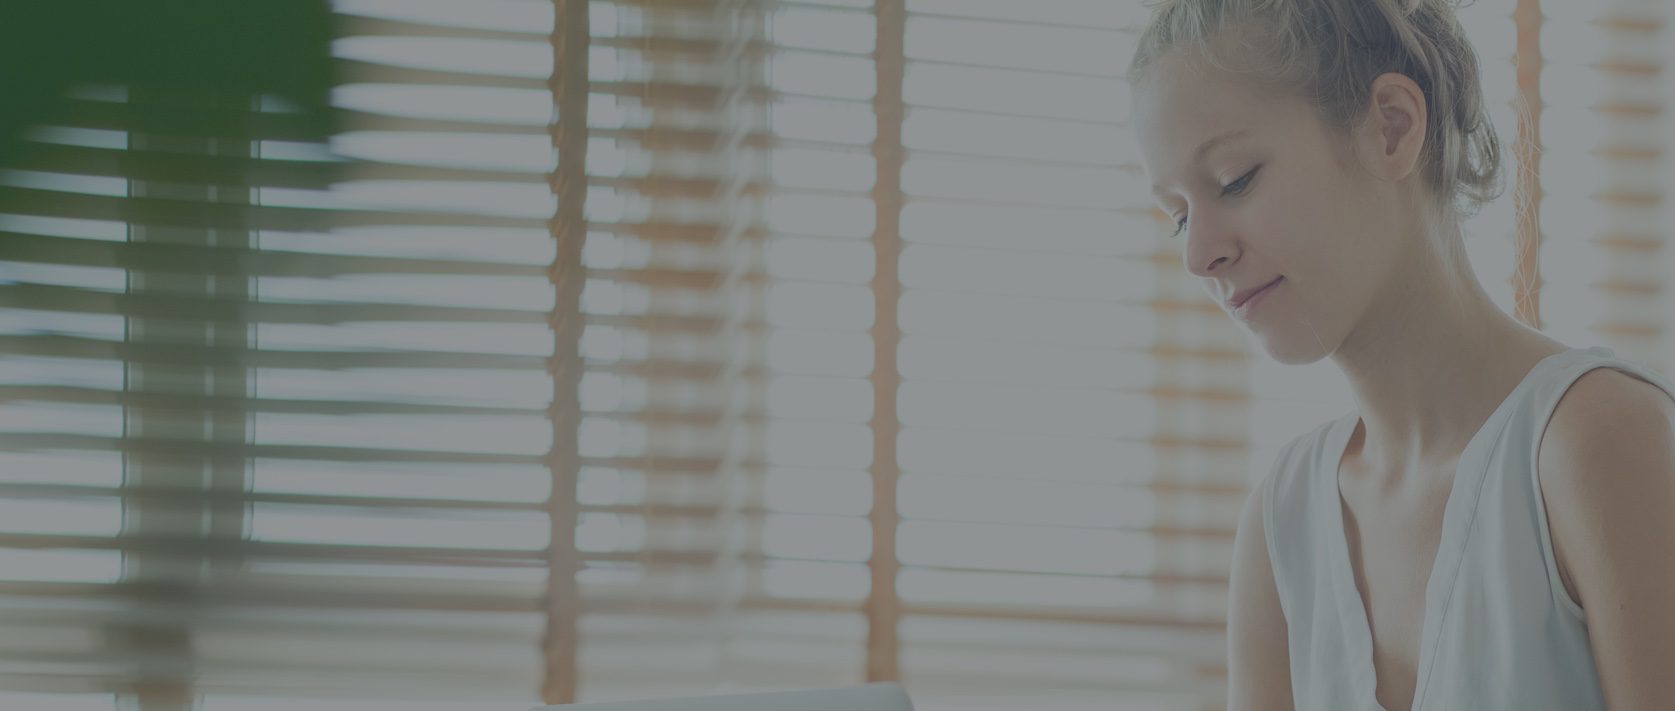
top-left (888, 2), bottom-right (1233, 709)
top-left (565, 0), bottom-right (878, 702)
top-left (1, 0), bottom-right (558, 708)
top-left (1538, 0), bottom-right (1671, 364)
top-left (522, 1), bottom-right (1675, 709)
top-left (0, 1), bottom-right (1668, 710)
top-left (566, 2), bottom-right (1241, 709)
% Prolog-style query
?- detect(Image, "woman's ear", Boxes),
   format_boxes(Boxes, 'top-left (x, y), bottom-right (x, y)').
top-left (1356, 72), bottom-right (1428, 184)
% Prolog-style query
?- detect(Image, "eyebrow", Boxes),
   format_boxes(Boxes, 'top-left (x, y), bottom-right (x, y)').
top-left (1148, 128), bottom-right (1252, 199)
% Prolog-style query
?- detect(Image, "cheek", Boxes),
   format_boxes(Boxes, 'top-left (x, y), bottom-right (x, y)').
top-left (1243, 177), bottom-right (1348, 278)
top-left (1266, 166), bottom-right (1366, 241)
top-left (1245, 178), bottom-right (1314, 244)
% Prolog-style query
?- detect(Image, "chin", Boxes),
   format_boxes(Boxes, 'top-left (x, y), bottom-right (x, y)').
top-left (1251, 331), bottom-right (1335, 366)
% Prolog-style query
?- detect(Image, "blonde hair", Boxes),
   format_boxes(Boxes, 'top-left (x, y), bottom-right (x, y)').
top-left (1130, 0), bottom-right (1506, 220)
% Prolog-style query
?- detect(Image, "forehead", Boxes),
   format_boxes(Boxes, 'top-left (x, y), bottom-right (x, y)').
top-left (1131, 50), bottom-right (1308, 185)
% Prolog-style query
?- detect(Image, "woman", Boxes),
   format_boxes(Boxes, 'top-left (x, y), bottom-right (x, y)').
top-left (1127, 1), bottom-right (1675, 709)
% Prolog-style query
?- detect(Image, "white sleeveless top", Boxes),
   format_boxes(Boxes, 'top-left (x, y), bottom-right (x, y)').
top-left (1261, 345), bottom-right (1675, 711)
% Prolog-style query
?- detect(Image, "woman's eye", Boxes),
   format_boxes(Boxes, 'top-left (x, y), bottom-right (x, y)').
top-left (1222, 166), bottom-right (1260, 196)
top-left (1168, 166), bottom-right (1258, 238)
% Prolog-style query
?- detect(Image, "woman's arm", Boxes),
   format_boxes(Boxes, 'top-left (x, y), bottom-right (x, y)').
top-left (1226, 476), bottom-right (1295, 711)
top-left (1539, 369), bottom-right (1675, 710)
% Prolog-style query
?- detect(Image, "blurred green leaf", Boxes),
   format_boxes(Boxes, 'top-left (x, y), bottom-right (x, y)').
top-left (0, 0), bottom-right (338, 168)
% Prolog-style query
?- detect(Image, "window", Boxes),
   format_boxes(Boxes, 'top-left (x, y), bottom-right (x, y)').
top-left (0, 1), bottom-right (1668, 709)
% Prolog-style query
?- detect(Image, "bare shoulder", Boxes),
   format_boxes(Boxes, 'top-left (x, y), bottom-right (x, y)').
top-left (1537, 364), bottom-right (1675, 708)
top-left (1540, 366), bottom-right (1675, 473)
top-left (1537, 364), bottom-right (1675, 607)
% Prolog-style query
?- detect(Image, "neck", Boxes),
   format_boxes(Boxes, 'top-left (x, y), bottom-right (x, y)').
top-left (1329, 223), bottom-right (1568, 480)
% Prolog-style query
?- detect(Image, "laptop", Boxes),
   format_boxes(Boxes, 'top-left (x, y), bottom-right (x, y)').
top-left (532, 683), bottom-right (915, 711)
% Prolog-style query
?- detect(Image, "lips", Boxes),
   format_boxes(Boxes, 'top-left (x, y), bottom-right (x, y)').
top-left (1228, 277), bottom-right (1283, 310)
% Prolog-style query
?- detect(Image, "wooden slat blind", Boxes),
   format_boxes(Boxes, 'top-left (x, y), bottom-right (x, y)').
top-left (1538, 0), bottom-right (1670, 365)
top-left (885, 3), bottom-right (1231, 710)
top-left (565, 0), bottom-right (876, 702)
top-left (1, 1), bottom-right (1669, 710)
top-left (2, 1), bottom-right (559, 708)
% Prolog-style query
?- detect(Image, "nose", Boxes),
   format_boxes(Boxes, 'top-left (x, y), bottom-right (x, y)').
top-left (1182, 210), bottom-right (1237, 279)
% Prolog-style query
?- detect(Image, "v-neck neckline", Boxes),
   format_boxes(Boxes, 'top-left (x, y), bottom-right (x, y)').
top-left (1320, 346), bottom-right (1590, 711)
